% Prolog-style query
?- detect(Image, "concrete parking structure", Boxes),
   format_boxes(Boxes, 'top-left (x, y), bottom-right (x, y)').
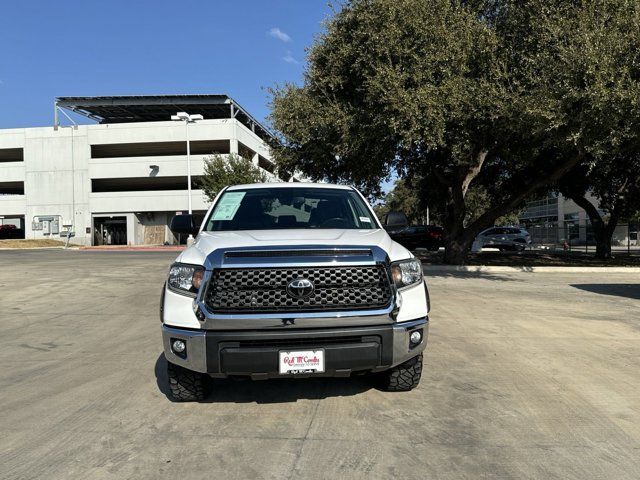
top-left (0, 95), bottom-right (280, 246)
top-left (1, 250), bottom-right (639, 479)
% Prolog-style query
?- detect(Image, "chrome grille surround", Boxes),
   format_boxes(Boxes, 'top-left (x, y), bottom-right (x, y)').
top-left (192, 244), bottom-right (399, 330)
top-left (204, 265), bottom-right (392, 313)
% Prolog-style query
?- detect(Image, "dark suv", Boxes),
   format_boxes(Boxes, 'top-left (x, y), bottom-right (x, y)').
top-left (387, 225), bottom-right (444, 252)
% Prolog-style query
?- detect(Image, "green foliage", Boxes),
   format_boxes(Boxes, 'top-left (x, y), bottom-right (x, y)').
top-left (377, 179), bottom-right (426, 224)
top-left (269, 0), bottom-right (640, 263)
top-left (381, 178), bottom-right (521, 227)
top-left (270, 0), bottom-right (505, 195)
top-left (198, 153), bottom-right (267, 202)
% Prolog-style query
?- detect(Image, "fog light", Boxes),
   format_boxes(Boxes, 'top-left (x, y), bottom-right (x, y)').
top-left (172, 339), bottom-right (186, 353)
top-left (409, 330), bottom-right (422, 346)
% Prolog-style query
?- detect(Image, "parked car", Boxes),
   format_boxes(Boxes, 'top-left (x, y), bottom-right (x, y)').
top-left (387, 225), bottom-right (444, 252)
top-left (382, 211), bottom-right (409, 237)
top-left (475, 226), bottom-right (531, 251)
top-left (161, 183), bottom-right (430, 401)
top-left (0, 224), bottom-right (21, 239)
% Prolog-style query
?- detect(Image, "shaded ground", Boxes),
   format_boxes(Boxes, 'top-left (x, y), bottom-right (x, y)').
top-left (570, 283), bottom-right (640, 300)
top-left (1, 250), bottom-right (639, 479)
top-left (417, 249), bottom-right (640, 267)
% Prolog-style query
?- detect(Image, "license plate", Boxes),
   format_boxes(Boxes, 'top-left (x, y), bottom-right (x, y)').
top-left (279, 350), bottom-right (325, 374)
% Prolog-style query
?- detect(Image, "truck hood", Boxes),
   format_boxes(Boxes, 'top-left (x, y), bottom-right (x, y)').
top-left (176, 229), bottom-right (411, 266)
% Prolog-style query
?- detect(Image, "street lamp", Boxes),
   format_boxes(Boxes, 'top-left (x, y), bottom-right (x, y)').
top-left (171, 111), bottom-right (203, 245)
top-left (58, 124), bottom-right (78, 248)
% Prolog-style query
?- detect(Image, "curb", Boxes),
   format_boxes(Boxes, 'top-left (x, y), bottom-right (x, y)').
top-left (424, 265), bottom-right (640, 273)
top-left (0, 246), bottom-right (69, 251)
top-left (79, 246), bottom-right (185, 252)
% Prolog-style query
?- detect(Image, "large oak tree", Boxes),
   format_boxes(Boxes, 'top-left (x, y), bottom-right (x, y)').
top-left (269, 0), bottom-right (640, 263)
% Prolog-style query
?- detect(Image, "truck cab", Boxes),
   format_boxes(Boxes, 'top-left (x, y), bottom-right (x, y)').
top-left (161, 183), bottom-right (429, 401)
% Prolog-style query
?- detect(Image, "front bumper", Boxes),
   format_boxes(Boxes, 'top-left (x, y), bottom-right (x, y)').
top-left (162, 318), bottom-right (428, 378)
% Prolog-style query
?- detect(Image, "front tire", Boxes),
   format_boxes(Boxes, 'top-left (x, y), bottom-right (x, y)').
top-left (167, 361), bottom-right (209, 401)
top-left (380, 354), bottom-right (423, 391)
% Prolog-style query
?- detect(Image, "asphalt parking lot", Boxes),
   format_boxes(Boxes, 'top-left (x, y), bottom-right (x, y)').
top-left (1, 250), bottom-right (639, 479)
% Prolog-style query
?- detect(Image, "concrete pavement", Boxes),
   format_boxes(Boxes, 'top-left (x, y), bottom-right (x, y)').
top-left (0, 250), bottom-right (639, 479)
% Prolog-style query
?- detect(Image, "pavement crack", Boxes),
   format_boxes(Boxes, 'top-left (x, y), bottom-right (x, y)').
top-left (286, 390), bottom-right (323, 479)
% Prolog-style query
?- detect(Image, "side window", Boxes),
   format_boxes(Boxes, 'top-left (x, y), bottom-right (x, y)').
top-left (484, 228), bottom-right (498, 235)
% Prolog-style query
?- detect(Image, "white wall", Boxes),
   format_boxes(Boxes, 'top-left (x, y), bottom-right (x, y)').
top-left (90, 190), bottom-right (210, 213)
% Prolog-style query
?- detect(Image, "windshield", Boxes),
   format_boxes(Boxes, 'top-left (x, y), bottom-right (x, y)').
top-left (204, 187), bottom-right (379, 231)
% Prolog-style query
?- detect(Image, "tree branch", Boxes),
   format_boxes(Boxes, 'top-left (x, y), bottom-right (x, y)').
top-left (468, 152), bottom-right (584, 233)
top-left (461, 149), bottom-right (489, 196)
top-left (569, 194), bottom-right (603, 227)
top-left (606, 207), bottom-right (621, 236)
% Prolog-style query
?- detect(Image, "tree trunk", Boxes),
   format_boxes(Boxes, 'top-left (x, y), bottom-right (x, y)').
top-left (443, 233), bottom-right (477, 264)
top-left (442, 181), bottom-right (474, 265)
top-left (434, 151), bottom-right (583, 265)
top-left (595, 233), bottom-right (612, 259)
top-left (588, 214), bottom-right (611, 259)
top-left (595, 212), bottom-right (620, 259)
top-left (567, 194), bottom-right (619, 260)
top-left (438, 150), bottom-right (489, 265)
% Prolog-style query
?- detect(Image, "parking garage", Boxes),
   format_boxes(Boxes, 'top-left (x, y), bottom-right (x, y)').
top-left (0, 95), bottom-right (280, 246)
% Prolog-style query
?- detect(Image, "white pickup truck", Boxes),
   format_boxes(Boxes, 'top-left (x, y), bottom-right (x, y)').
top-left (161, 183), bottom-right (429, 401)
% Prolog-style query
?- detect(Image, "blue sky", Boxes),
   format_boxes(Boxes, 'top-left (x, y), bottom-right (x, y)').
top-left (0, 0), bottom-right (334, 129)
top-left (0, 0), bottom-right (395, 193)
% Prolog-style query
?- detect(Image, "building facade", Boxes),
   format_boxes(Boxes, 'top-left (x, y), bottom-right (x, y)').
top-left (0, 95), bottom-right (281, 246)
top-left (519, 192), bottom-right (637, 247)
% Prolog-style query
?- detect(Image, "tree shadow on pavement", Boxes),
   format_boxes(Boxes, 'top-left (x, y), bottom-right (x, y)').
top-left (154, 354), bottom-right (374, 404)
top-left (570, 283), bottom-right (640, 300)
top-left (423, 270), bottom-right (523, 282)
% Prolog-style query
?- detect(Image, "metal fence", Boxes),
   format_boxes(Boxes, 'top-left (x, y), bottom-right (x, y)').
top-left (526, 223), bottom-right (640, 254)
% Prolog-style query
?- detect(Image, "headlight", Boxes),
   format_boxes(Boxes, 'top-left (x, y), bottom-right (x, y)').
top-left (390, 258), bottom-right (423, 289)
top-left (167, 263), bottom-right (205, 296)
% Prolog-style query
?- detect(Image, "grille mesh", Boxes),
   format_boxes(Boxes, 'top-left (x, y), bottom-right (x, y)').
top-left (224, 249), bottom-right (372, 258)
top-left (204, 266), bottom-right (392, 313)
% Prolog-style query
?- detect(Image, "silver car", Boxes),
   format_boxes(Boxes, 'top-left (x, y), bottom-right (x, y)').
top-left (476, 226), bottom-right (531, 252)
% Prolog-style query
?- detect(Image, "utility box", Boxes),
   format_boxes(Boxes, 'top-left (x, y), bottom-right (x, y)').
top-left (36, 216), bottom-right (58, 236)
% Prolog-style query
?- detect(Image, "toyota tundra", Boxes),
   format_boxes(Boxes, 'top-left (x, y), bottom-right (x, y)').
top-left (161, 183), bottom-right (430, 401)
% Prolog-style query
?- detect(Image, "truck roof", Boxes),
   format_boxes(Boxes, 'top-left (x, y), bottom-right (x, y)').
top-left (226, 182), bottom-right (353, 191)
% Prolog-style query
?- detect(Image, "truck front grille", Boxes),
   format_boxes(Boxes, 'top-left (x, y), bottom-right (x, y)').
top-left (204, 265), bottom-right (392, 313)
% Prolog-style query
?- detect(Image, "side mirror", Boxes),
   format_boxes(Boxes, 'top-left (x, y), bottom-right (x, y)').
top-left (170, 214), bottom-right (200, 236)
top-left (384, 211), bottom-right (408, 228)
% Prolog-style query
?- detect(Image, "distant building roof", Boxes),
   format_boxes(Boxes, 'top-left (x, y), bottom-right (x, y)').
top-left (55, 94), bottom-right (273, 142)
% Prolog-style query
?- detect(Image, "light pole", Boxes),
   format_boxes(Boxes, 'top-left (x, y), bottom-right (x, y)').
top-left (58, 124), bottom-right (78, 248)
top-left (171, 112), bottom-right (203, 245)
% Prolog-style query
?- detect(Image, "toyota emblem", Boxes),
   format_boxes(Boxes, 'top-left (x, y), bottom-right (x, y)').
top-left (286, 278), bottom-right (315, 298)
